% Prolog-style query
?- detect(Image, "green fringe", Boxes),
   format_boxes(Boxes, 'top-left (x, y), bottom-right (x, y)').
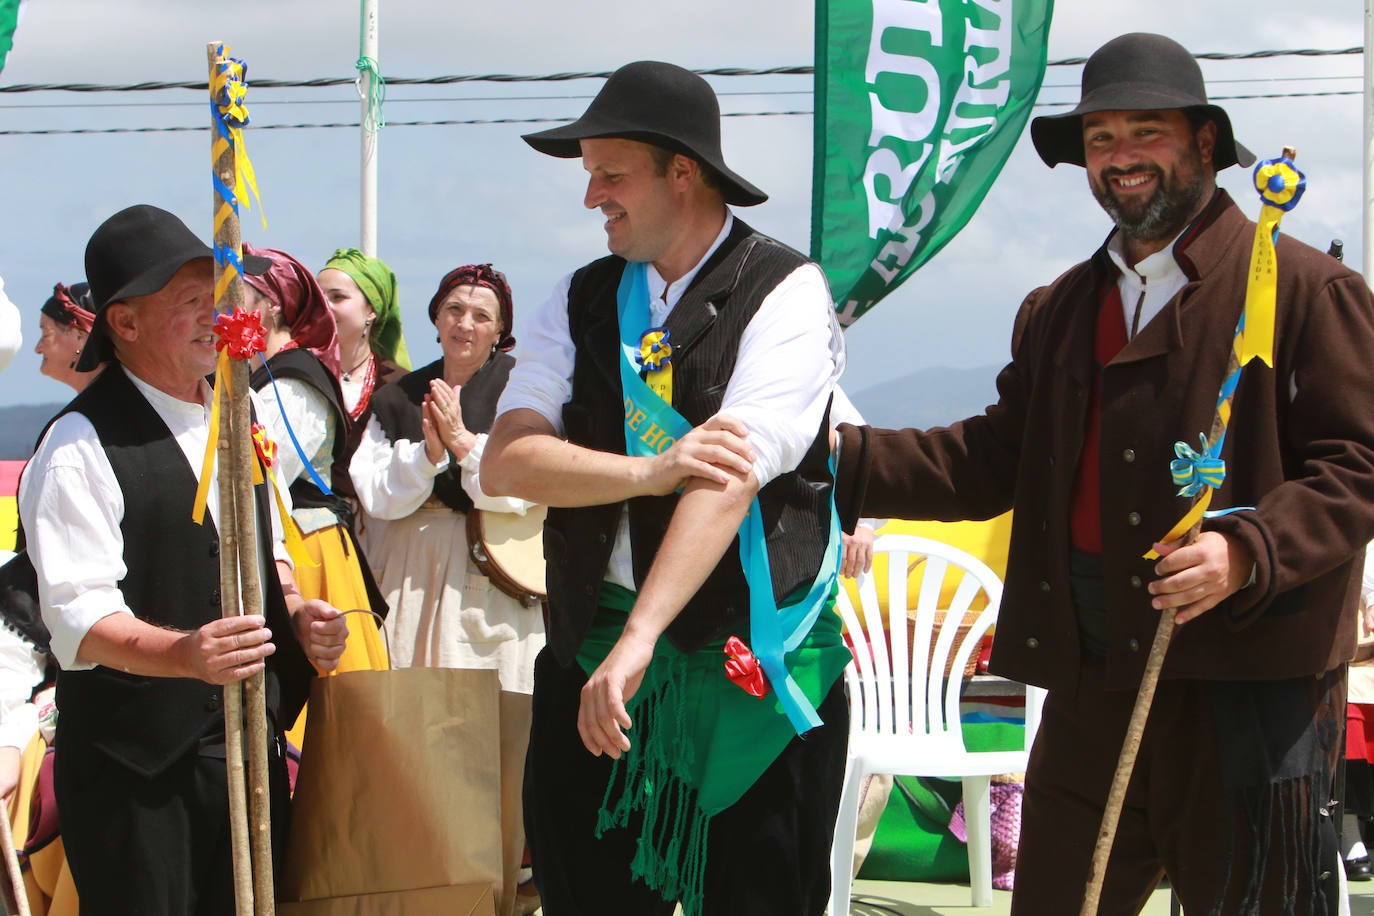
top-left (594, 654), bottom-right (712, 916)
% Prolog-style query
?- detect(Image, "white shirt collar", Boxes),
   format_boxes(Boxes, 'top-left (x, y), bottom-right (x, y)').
top-left (122, 364), bottom-right (213, 418)
top-left (646, 211), bottom-right (734, 321)
top-left (1105, 228), bottom-right (1188, 295)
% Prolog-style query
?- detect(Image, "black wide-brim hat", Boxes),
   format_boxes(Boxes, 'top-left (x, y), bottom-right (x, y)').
top-left (522, 60), bottom-right (768, 207)
top-left (77, 204), bottom-right (270, 371)
top-left (1030, 33), bottom-right (1255, 171)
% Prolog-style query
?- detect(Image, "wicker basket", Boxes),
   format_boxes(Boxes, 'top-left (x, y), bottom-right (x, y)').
top-left (908, 608), bottom-right (983, 681)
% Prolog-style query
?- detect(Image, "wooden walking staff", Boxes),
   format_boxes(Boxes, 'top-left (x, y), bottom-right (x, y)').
top-left (1079, 147), bottom-right (1304, 915)
top-left (206, 41), bottom-right (274, 916)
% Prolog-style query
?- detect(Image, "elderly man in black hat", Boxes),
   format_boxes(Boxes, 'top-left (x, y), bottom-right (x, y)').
top-left (832, 32), bottom-right (1374, 914)
top-left (18, 204), bottom-right (348, 913)
top-left (484, 61), bottom-right (848, 914)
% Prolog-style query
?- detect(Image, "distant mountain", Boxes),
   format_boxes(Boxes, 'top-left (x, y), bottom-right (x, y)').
top-left (0, 403), bottom-right (64, 460)
top-left (847, 364), bottom-right (1002, 430)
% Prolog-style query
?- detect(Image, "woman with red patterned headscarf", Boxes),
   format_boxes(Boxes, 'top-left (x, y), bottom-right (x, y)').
top-left (349, 264), bottom-right (539, 916)
top-left (243, 244), bottom-right (390, 752)
top-left (34, 282), bottom-right (106, 392)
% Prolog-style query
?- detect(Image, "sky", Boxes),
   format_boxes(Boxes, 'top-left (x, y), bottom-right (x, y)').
top-left (0, 0), bottom-right (1366, 415)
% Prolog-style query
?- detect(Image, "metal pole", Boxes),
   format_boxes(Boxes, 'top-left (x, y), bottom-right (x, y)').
top-left (360, 0), bottom-right (379, 257)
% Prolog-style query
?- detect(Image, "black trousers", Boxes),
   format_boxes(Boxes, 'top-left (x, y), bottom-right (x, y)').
top-left (524, 646), bottom-right (849, 916)
top-left (55, 732), bottom-right (291, 916)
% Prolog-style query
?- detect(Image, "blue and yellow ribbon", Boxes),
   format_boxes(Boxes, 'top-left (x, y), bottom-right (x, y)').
top-left (637, 327), bottom-right (674, 402)
top-left (210, 44), bottom-right (266, 304)
top-left (1145, 152), bottom-right (1302, 559)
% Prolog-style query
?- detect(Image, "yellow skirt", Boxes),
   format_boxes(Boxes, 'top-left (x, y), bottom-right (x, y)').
top-left (285, 523), bottom-right (390, 751)
top-left (9, 734), bottom-right (76, 916)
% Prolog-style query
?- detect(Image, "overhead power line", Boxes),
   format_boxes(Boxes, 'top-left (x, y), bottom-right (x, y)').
top-left (0, 86), bottom-right (1360, 138)
top-left (0, 47), bottom-right (1360, 95)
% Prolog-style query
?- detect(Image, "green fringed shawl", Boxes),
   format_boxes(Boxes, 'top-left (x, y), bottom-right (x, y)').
top-left (576, 582), bottom-right (850, 915)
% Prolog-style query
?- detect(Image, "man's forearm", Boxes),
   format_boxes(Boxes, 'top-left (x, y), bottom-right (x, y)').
top-left (76, 613), bottom-right (193, 678)
top-left (483, 409), bottom-right (653, 506)
top-left (621, 472), bottom-right (758, 646)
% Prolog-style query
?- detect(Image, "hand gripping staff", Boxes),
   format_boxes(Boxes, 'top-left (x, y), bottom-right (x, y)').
top-left (1079, 147), bottom-right (1303, 915)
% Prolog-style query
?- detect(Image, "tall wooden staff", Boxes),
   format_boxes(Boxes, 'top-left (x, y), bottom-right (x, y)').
top-left (1079, 147), bottom-right (1304, 915)
top-left (207, 41), bottom-right (274, 916)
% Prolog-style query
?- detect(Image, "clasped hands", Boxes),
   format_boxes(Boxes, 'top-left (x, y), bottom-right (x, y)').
top-left (422, 379), bottom-right (477, 465)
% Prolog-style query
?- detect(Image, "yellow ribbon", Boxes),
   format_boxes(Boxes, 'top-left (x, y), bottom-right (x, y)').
top-left (1238, 202), bottom-right (1281, 368)
top-left (191, 348), bottom-right (315, 567)
top-left (1142, 489), bottom-right (1213, 560)
top-left (210, 48), bottom-right (266, 234)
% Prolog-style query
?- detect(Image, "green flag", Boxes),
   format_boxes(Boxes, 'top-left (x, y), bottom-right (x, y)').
top-left (812, 0), bottom-right (1054, 326)
top-left (0, 0), bottom-right (26, 76)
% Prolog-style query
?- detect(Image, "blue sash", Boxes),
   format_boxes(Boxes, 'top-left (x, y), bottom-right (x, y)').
top-left (615, 261), bottom-right (838, 734)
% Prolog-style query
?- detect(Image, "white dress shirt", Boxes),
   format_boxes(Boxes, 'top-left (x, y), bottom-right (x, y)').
top-left (1105, 230), bottom-right (1190, 340)
top-left (350, 415), bottom-right (530, 520)
top-left (0, 275), bottom-right (20, 375)
top-left (19, 366), bottom-right (291, 671)
top-left (496, 212), bottom-right (846, 590)
top-left (256, 374), bottom-right (339, 534)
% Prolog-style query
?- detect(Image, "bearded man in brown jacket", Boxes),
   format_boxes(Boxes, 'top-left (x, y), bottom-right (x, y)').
top-left (835, 33), bottom-right (1374, 915)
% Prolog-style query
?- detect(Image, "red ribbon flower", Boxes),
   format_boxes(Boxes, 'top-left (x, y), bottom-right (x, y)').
top-left (250, 422), bottom-right (278, 469)
top-left (724, 635), bottom-right (767, 699)
top-left (214, 308), bottom-right (267, 360)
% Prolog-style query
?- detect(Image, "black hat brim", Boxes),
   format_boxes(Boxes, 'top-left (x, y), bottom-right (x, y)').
top-left (1031, 97), bottom-right (1255, 171)
top-left (75, 251), bottom-right (271, 372)
top-left (523, 120), bottom-right (768, 207)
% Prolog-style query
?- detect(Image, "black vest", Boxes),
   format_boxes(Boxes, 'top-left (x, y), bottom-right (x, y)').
top-left (545, 220), bottom-right (834, 664)
top-left (52, 367), bottom-right (313, 778)
top-left (369, 353), bottom-right (515, 514)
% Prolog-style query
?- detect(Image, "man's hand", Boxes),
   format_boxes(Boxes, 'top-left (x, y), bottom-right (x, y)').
top-left (1148, 531), bottom-right (1253, 625)
top-left (291, 600), bottom-right (349, 673)
top-left (178, 615), bottom-right (276, 685)
top-left (642, 415), bottom-right (755, 496)
top-left (841, 526), bottom-right (875, 579)
top-left (578, 630), bottom-right (657, 759)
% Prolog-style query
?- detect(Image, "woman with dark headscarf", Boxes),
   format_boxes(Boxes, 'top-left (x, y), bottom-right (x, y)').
top-left (244, 245), bottom-right (389, 746)
top-left (349, 264), bottom-right (542, 916)
top-left (34, 283), bottom-right (106, 392)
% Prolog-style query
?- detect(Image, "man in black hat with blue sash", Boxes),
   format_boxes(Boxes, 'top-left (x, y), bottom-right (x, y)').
top-left (485, 61), bottom-right (849, 915)
top-left (834, 33), bottom-right (1374, 914)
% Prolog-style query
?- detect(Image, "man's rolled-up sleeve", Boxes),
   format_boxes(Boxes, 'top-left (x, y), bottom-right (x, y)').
top-left (719, 263), bottom-right (844, 485)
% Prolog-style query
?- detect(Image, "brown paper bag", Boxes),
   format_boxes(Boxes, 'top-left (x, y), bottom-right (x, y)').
top-left (278, 882), bottom-right (495, 916)
top-left (282, 667), bottom-right (504, 903)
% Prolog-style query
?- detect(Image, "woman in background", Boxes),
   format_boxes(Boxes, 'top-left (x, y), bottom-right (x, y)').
top-left (33, 283), bottom-right (105, 392)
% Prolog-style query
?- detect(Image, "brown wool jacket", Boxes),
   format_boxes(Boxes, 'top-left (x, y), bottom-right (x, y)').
top-left (836, 191), bottom-right (1374, 693)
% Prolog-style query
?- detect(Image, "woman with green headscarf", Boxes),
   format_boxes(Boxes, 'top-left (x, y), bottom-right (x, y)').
top-left (319, 248), bottom-right (412, 448)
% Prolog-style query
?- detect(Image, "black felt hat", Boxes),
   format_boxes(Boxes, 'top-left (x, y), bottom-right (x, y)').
top-left (1030, 33), bottom-right (1255, 170)
top-left (77, 204), bottom-right (269, 371)
top-left (522, 60), bottom-right (767, 207)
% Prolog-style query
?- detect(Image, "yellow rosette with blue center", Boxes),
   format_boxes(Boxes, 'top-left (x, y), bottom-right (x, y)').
top-left (637, 326), bottom-right (673, 401)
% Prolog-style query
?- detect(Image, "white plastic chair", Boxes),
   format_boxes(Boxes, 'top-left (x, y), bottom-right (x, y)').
top-left (829, 534), bottom-right (1046, 913)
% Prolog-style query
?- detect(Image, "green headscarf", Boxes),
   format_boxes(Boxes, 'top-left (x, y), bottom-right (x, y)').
top-left (323, 247), bottom-right (412, 370)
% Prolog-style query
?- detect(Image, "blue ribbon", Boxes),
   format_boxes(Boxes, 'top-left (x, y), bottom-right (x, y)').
top-left (1170, 434), bottom-right (1226, 497)
top-left (253, 353), bottom-right (334, 497)
top-left (615, 262), bottom-right (837, 735)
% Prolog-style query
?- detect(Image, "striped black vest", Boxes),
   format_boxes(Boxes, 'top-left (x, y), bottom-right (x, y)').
top-left (544, 219), bottom-right (834, 664)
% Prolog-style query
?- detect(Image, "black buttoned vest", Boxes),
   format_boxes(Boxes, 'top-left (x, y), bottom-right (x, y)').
top-left (51, 367), bottom-right (312, 778)
top-left (544, 220), bottom-right (835, 665)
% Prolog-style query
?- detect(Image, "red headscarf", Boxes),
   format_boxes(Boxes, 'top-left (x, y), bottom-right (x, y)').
top-left (42, 282), bottom-right (96, 333)
top-left (242, 243), bottom-right (341, 377)
top-left (427, 263), bottom-right (516, 352)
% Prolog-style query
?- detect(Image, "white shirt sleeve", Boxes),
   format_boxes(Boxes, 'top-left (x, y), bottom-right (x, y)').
top-left (0, 275), bottom-right (20, 376)
top-left (19, 413), bottom-right (133, 671)
top-left (256, 376), bottom-right (331, 493)
top-left (719, 262), bottom-right (845, 486)
top-left (348, 414), bottom-right (445, 520)
top-left (0, 627), bottom-right (45, 751)
top-left (495, 273), bottom-right (576, 434)
top-left (458, 434), bottom-right (532, 515)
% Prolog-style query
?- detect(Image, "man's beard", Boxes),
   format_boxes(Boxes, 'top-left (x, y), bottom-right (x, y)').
top-left (1093, 160), bottom-right (1207, 243)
